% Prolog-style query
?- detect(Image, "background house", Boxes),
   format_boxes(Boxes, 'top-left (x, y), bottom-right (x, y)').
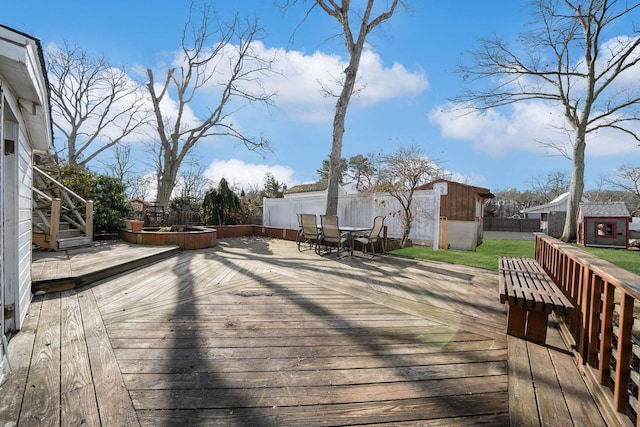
top-left (0, 25), bottom-right (52, 373)
top-left (417, 179), bottom-right (494, 251)
top-left (521, 192), bottom-right (589, 238)
top-left (577, 202), bottom-right (631, 249)
top-left (283, 181), bottom-right (347, 199)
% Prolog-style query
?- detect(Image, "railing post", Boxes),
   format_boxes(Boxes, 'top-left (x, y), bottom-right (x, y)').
top-left (85, 200), bottom-right (94, 240)
top-left (599, 282), bottom-right (615, 386)
top-left (578, 268), bottom-right (593, 365)
top-left (587, 275), bottom-right (603, 367)
top-left (51, 198), bottom-right (61, 249)
top-left (613, 292), bottom-right (634, 414)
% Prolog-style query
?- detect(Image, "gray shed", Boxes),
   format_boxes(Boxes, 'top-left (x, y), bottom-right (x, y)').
top-left (577, 202), bottom-right (631, 248)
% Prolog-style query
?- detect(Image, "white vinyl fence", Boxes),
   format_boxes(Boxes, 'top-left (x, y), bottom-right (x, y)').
top-left (263, 190), bottom-right (442, 246)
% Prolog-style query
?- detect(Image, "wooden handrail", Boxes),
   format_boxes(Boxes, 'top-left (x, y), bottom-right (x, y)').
top-left (32, 166), bottom-right (94, 247)
top-left (34, 166), bottom-right (87, 203)
top-left (535, 233), bottom-right (640, 423)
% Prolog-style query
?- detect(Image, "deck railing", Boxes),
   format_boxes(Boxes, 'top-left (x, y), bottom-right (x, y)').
top-left (32, 166), bottom-right (93, 249)
top-left (535, 233), bottom-right (640, 424)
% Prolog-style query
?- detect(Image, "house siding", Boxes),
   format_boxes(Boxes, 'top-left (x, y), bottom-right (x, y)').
top-left (16, 128), bottom-right (33, 330)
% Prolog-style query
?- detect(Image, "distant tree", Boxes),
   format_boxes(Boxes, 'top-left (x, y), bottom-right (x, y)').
top-left (129, 174), bottom-right (155, 200)
top-left (200, 178), bottom-right (242, 225)
top-left (147, 1), bottom-right (274, 209)
top-left (526, 171), bottom-right (570, 204)
top-left (285, 0), bottom-right (406, 215)
top-left (377, 145), bottom-right (442, 248)
top-left (316, 157), bottom-right (347, 183)
top-left (489, 188), bottom-right (538, 218)
top-left (261, 172), bottom-right (285, 198)
top-left (46, 43), bottom-right (148, 165)
top-left (347, 153), bottom-right (378, 192)
top-left (99, 144), bottom-right (139, 197)
top-left (174, 159), bottom-right (212, 201)
top-left (455, 0), bottom-right (640, 242)
top-left (603, 165), bottom-right (640, 215)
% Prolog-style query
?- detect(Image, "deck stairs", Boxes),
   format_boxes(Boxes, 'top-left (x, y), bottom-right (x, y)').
top-left (32, 166), bottom-right (94, 250)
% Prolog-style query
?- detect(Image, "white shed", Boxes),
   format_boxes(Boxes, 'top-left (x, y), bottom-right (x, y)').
top-left (521, 192), bottom-right (589, 237)
top-left (0, 25), bottom-right (52, 373)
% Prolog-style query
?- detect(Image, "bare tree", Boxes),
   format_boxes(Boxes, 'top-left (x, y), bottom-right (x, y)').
top-left (146, 2), bottom-right (274, 209)
top-left (604, 165), bottom-right (640, 214)
top-left (378, 145), bottom-right (442, 248)
top-left (285, 0), bottom-right (406, 215)
top-left (129, 174), bottom-right (155, 201)
top-left (455, 0), bottom-right (640, 241)
top-left (46, 43), bottom-right (148, 165)
top-left (98, 144), bottom-right (139, 195)
top-left (526, 171), bottom-right (570, 203)
top-left (174, 158), bottom-right (213, 201)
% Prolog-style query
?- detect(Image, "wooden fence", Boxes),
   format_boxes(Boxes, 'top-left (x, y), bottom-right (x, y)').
top-left (484, 217), bottom-right (540, 232)
top-left (535, 233), bottom-right (640, 425)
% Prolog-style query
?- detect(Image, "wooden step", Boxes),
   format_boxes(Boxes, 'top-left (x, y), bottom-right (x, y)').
top-left (58, 228), bottom-right (81, 239)
top-left (57, 236), bottom-right (93, 249)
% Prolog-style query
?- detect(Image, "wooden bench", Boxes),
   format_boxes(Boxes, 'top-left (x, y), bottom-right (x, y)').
top-left (499, 256), bottom-right (575, 344)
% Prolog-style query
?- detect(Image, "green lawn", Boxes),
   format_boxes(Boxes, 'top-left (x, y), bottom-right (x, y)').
top-left (391, 238), bottom-right (640, 275)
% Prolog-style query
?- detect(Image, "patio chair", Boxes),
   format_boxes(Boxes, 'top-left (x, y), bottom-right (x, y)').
top-left (354, 216), bottom-right (386, 257)
top-left (318, 214), bottom-right (348, 258)
top-left (296, 213), bottom-right (319, 252)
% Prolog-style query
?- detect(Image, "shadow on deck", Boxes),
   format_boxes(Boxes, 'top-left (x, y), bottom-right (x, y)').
top-left (0, 237), bottom-right (615, 426)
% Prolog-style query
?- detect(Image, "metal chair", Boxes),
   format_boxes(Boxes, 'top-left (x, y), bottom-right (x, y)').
top-left (296, 213), bottom-right (319, 252)
top-left (318, 215), bottom-right (348, 258)
top-left (354, 216), bottom-right (385, 257)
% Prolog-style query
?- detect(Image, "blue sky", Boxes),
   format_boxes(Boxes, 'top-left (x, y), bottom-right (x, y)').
top-left (4, 1), bottom-right (638, 195)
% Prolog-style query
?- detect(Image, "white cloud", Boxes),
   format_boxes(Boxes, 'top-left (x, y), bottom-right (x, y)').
top-left (429, 101), bottom-right (640, 158)
top-left (204, 158), bottom-right (298, 192)
top-left (184, 41), bottom-right (428, 123)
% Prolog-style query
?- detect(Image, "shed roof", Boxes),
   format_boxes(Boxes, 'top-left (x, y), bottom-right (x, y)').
top-left (417, 179), bottom-right (494, 199)
top-left (285, 181), bottom-right (328, 194)
top-left (579, 201), bottom-right (630, 218)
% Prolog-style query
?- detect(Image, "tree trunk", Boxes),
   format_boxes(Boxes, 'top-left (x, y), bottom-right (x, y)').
top-left (155, 144), bottom-right (181, 209)
top-left (326, 62), bottom-right (359, 215)
top-left (561, 134), bottom-right (586, 242)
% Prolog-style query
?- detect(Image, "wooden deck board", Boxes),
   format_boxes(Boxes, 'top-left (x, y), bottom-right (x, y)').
top-left (78, 289), bottom-right (139, 426)
top-left (0, 237), bottom-right (612, 426)
top-left (60, 291), bottom-right (100, 426)
top-left (20, 294), bottom-right (62, 426)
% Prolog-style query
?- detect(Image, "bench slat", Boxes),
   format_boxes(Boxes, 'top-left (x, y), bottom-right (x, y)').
top-left (499, 257), bottom-right (574, 317)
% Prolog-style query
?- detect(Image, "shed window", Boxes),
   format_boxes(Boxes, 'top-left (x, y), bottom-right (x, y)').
top-left (595, 222), bottom-right (616, 238)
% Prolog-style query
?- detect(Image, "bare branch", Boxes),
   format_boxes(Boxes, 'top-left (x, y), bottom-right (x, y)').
top-left (146, 1), bottom-right (276, 208)
top-left (453, 0), bottom-right (640, 241)
top-left (46, 42), bottom-right (149, 165)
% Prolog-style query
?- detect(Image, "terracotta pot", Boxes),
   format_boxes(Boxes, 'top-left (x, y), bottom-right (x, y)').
top-left (126, 220), bottom-right (144, 232)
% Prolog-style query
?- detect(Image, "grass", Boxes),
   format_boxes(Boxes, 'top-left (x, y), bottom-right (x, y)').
top-left (578, 245), bottom-right (640, 276)
top-left (391, 238), bottom-right (534, 271)
top-left (392, 238), bottom-right (640, 275)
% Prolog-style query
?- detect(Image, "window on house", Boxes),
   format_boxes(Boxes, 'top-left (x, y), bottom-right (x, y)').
top-left (595, 222), bottom-right (616, 238)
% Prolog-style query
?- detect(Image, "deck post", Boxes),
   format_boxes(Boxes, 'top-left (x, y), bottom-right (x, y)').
top-left (613, 293), bottom-right (634, 413)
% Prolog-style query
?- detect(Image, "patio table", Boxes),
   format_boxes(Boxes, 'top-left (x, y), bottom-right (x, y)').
top-left (337, 225), bottom-right (371, 255)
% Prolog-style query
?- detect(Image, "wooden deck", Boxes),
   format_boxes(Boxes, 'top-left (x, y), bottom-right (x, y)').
top-left (1, 237), bottom-right (610, 426)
